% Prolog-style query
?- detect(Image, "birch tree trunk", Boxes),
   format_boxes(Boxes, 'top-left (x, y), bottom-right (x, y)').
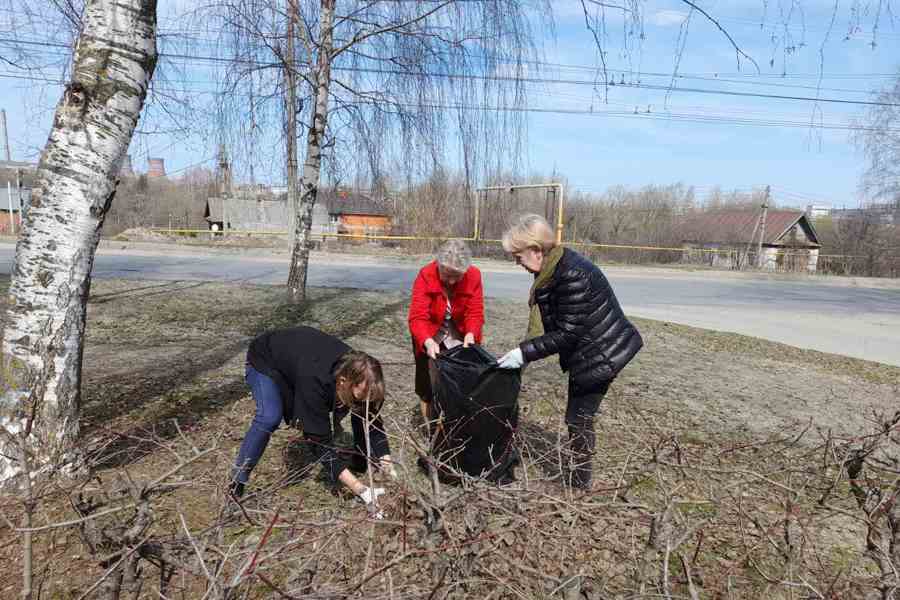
top-left (284, 0), bottom-right (299, 248)
top-left (0, 0), bottom-right (157, 487)
top-left (286, 0), bottom-right (335, 303)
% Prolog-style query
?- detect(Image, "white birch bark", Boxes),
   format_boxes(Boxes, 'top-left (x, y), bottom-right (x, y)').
top-left (0, 0), bottom-right (157, 487)
top-left (287, 0), bottom-right (335, 303)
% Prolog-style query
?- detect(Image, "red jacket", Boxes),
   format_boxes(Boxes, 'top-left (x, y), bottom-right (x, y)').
top-left (408, 261), bottom-right (484, 355)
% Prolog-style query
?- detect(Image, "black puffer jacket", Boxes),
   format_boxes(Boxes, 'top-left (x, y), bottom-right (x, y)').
top-left (520, 248), bottom-right (643, 395)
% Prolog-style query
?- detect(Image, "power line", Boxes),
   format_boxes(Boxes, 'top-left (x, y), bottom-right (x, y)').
top-left (0, 65), bottom-right (873, 127)
top-left (1, 71), bottom-right (896, 134)
top-left (2, 36), bottom-right (898, 109)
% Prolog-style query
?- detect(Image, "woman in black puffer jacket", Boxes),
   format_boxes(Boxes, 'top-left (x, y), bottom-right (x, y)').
top-left (496, 214), bottom-right (643, 489)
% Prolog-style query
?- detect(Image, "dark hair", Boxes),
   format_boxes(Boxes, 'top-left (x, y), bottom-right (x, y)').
top-left (333, 350), bottom-right (385, 408)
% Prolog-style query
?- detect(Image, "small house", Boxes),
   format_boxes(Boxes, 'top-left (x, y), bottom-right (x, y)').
top-left (205, 196), bottom-right (288, 232)
top-left (320, 189), bottom-right (392, 236)
top-left (680, 209), bottom-right (821, 272)
top-left (0, 186), bottom-right (29, 235)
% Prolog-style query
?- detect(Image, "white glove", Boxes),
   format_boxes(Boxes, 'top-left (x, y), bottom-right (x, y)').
top-left (359, 486), bottom-right (385, 505)
top-left (359, 486), bottom-right (386, 520)
top-left (497, 348), bottom-right (525, 369)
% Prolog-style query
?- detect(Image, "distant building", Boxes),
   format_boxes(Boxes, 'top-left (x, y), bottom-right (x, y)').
top-left (0, 160), bottom-right (36, 171)
top-left (0, 187), bottom-right (25, 234)
top-left (805, 204), bottom-right (831, 220)
top-left (680, 209), bottom-right (821, 272)
top-left (204, 188), bottom-right (391, 236)
top-left (831, 201), bottom-right (900, 225)
top-left (0, 162), bottom-right (35, 227)
top-left (320, 188), bottom-right (392, 236)
top-left (147, 157), bottom-right (166, 178)
top-left (205, 196), bottom-right (287, 232)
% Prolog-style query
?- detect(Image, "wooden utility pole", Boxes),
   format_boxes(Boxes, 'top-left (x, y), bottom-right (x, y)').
top-left (756, 185), bottom-right (770, 268)
top-left (218, 144), bottom-right (232, 235)
top-left (284, 0), bottom-right (299, 245)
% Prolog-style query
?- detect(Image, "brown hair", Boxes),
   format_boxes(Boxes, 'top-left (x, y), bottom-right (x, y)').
top-left (333, 350), bottom-right (385, 409)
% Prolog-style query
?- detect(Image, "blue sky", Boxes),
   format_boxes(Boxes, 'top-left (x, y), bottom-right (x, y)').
top-left (0, 0), bottom-right (897, 209)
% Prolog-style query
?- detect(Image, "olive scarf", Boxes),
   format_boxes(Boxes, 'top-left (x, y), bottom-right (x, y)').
top-left (526, 245), bottom-right (565, 339)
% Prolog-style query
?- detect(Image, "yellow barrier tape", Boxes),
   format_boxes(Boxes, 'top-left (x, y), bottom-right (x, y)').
top-left (149, 228), bottom-right (474, 241)
top-left (146, 229), bottom-right (895, 261)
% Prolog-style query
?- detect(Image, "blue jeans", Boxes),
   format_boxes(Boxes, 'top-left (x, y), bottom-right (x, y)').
top-left (232, 365), bottom-right (283, 484)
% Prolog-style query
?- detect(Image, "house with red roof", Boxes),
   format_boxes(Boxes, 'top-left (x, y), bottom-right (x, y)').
top-left (680, 209), bottom-right (821, 272)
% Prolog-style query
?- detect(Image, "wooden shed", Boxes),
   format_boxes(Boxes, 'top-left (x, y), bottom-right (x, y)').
top-left (320, 189), bottom-right (392, 236)
top-left (680, 209), bottom-right (821, 272)
top-left (205, 197), bottom-right (288, 232)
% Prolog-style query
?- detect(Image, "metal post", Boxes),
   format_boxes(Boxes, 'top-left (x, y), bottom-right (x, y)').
top-left (222, 196), bottom-right (228, 237)
top-left (556, 182), bottom-right (565, 245)
top-left (475, 182), bottom-right (564, 242)
top-left (473, 189), bottom-right (481, 240)
top-left (7, 181), bottom-right (15, 235)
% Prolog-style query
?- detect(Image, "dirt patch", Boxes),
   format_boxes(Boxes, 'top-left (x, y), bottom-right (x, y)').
top-left (1, 277), bottom-right (897, 598)
top-left (114, 227), bottom-right (175, 243)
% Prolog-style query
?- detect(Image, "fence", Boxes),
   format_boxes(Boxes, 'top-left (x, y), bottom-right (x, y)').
top-left (147, 224), bottom-right (900, 278)
top-left (130, 185), bottom-right (898, 278)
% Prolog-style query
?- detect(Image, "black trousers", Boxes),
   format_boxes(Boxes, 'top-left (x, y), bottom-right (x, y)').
top-left (565, 379), bottom-right (611, 489)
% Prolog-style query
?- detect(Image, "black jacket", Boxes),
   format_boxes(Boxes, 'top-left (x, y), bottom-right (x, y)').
top-left (247, 326), bottom-right (390, 480)
top-left (520, 248), bottom-right (643, 395)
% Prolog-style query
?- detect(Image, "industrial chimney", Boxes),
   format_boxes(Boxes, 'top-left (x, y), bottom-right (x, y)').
top-left (147, 157), bottom-right (166, 178)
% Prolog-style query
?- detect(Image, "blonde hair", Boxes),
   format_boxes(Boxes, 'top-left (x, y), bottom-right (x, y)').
top-left (333, 350), bottom-right (385, 409)
top-left (502, 214), bottom-right (557, 253)
top-left (435, 238), bottom-right (472, 273)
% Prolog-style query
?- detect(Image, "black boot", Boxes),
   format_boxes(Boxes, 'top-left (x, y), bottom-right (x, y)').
top-left (228, 480), bottom-right (245, 499)
top-left (567, 423), bottom-right (595, 491)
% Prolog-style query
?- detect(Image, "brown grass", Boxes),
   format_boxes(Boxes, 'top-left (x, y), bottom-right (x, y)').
top-left (1, 276), bottom-right (898, 598)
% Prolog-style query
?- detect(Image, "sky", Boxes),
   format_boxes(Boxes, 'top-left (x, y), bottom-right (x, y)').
top-left (0, 0), bottom-right (898, 209)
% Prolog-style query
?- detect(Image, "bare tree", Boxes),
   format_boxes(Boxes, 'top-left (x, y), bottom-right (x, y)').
top-left (0, 0), bottom-right (158, 485)
top-left (211, 0), bottom-right (547, 302)
top-left (857, 69), bottom-right (900, 204)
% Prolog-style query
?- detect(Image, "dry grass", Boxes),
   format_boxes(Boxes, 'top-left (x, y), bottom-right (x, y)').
top-left (1, 276), bottom-right (898, 598)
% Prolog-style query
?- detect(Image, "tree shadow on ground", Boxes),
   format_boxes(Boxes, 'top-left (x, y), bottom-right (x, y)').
top-left (89, 280), bottom-right (209, 304)
top-left (84, 285), bottom-right (412, 470)
top-left (83, 285), bottom-right (357, 468)
top-left (516, 420), bottom-right (571, 484)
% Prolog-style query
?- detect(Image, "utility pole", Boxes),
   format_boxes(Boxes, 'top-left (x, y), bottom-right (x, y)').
top-left (0, 109), bottom-right (10, 161)
top-left (15, 168), bottom-right (22, 215)
top-left (284, 0), bottom-right (299, 245)
top-left (218, 144), bottom-right (232, 235)
top-left (756, 185), bottom-right (770, 269)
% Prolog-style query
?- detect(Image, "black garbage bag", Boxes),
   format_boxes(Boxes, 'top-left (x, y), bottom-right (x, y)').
top-left (431, 345), bottom-right (521, 483)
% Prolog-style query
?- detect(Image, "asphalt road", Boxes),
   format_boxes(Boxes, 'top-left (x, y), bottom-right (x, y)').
top-left (2, 244), bottom-right (899, 367)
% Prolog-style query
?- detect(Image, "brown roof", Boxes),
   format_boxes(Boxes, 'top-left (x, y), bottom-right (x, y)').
top-left (319, 189), bottom-right (390, 217)
top-left (680, 210), bottom-right (820, 246)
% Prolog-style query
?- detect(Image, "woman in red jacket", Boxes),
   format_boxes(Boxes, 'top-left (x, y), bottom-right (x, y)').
top-left (408, 239), bottom-right (484, 429)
